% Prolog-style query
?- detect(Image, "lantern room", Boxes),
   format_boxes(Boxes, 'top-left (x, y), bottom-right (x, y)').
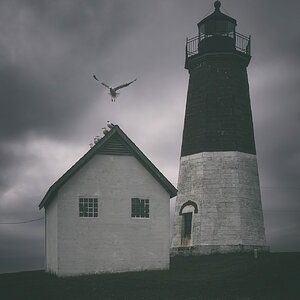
top-left (185, 1), bottom-right (250, 60)
top-left (197, 1), bottom-right (237, 53)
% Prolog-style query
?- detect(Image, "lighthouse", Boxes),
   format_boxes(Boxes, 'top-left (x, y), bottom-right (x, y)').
top-left (171, 1), bottom-right (268, 255)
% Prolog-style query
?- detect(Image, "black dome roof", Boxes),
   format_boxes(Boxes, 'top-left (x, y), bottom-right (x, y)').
top-left (198, 1), bottom-right (237, 26)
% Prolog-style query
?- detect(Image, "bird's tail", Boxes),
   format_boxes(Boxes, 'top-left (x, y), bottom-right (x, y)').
top-left (109, 92), bottom-right (120, 97)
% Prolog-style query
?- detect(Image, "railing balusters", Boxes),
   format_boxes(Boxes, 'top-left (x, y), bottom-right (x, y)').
top-left (186, 32), bottom-right (250, 58)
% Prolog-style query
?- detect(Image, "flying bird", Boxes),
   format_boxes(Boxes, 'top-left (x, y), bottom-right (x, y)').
top-left (107, 121), bottom-right (115, 129)
top-left (93, 75), bottom-right (137, 102)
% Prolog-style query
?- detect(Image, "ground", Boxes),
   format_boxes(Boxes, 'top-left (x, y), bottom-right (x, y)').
top-left (1, 252), bottom-right (299, 299)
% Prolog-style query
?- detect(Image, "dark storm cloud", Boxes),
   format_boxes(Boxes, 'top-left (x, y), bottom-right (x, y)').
top-left (245, 0), bottom-right (299, 60)
top-left (0, 0), bottom-right (166, 273)
top-left (0, 144), bottom-right (19, 192)
top-left (0, 226), bottom-right (44, 273)
top-left (254, 75), bottom-right (300, 187)
top-left (240, 0), bottom-right (300, 251)
top-left (0, 0), bottom-right (141, 141)
top-left (0, 0), bottom-right (143, 211)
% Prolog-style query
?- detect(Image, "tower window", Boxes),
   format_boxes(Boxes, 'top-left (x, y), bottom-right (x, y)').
top-left (131, 198), bottom-right (149, 218)
top-left (79, 198), bottom-right (98, 217)
top-left (183, 212), bottom-right (192, 237)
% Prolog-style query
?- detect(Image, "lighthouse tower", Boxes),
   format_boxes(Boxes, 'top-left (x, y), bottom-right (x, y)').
top-left (171, 1), bottom-right (268, 255)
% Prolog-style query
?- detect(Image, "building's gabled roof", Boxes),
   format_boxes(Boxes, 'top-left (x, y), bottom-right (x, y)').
top-left (39, 126), bottom-right (177, 209)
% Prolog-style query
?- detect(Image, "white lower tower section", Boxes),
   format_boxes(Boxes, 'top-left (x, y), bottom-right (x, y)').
top-left (171, 151), bottom-right (268, 255)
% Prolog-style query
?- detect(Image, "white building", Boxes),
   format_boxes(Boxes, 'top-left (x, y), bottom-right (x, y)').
top-left (39, 126), bottom-right (177, 276)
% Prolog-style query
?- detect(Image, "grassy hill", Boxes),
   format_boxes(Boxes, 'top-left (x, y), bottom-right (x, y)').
top-left (1, 252), bottom-right (299, 299)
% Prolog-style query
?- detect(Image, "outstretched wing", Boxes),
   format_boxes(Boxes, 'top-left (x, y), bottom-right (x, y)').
top-left (101, 82), bottom-right (110, 89)
top-left (93, 74), bottom-right (99, 81)
top-left (114, 78), bottom-right (137, 91)
top-left (93, 75), bottom-right (110, 89)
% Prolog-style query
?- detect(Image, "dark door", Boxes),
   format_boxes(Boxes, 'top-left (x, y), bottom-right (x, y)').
top-left (184, 212), bottom-right (192, 237)
top-left (181, 212), bottom-right (192, 246)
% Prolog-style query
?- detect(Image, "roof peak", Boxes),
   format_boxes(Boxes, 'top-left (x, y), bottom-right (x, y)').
top-left (39, 125), bottom-right (177, 209)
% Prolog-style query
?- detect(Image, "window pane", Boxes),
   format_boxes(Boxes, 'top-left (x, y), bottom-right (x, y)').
top-left (216, 20), bottom-right (227, 34)
top-left (228, 22), bottom-right (235, 33)
top-left (199, 24), bottom-right (205, 34)
top-left (79, 198), bottom-right (99, 217)
top-left (131, 198), bottom-right (149, 218)
top-left (205, 21), bottom-right (215, 35)
top-left (184, 213), bottom-right (192, 235)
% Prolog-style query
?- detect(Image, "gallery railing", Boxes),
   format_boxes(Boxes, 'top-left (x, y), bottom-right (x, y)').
top-left (186, 32), bottom-right (251, 58)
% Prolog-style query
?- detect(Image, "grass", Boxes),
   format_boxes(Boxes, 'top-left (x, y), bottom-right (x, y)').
top-left (1, 252), bottom-right (299, 299)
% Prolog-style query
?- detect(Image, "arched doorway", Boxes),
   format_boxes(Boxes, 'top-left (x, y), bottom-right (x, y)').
top-left (179, 201), bottom-right (198, 247)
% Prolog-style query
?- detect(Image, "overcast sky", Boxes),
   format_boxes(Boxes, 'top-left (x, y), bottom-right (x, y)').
top-left (0, 0), bottom-right (299, 273)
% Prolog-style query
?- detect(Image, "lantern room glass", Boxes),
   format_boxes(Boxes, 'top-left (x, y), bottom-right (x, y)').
top-left (199, 20), bottom-right (235, 41)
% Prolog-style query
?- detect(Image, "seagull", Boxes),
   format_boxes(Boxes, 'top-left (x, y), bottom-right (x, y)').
top-left (93, 75), bottom-right (137, 102)
top-left (94, 136), bottom-right (101, 144)
top-left (107, 121), bottom-right (115, 129)
top-left (102, 127), bottom-right (109, 135)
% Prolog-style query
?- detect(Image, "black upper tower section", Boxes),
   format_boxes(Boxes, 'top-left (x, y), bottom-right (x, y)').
top-left (181, 1), bottom-right (256, 157)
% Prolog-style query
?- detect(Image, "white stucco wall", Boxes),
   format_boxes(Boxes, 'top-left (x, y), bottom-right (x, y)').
top-left (171, 151), bottom-right (267, 251)
top-left (46, 154), bottom-right (170, 276)
top-left (45, 199), bottom-right (58, 273)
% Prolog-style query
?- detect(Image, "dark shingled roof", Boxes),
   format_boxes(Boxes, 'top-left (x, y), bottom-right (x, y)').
top-left (39, 126), bottom-right (177, 209)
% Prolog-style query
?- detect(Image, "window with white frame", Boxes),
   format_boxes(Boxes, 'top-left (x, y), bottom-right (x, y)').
top-left (79, 198), bottom-right (98, 217)
top-left (131, 198), bottom-right (149, 218)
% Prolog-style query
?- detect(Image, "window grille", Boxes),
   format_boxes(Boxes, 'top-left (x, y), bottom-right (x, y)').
top-left (131, 198), bottom-right (149, 218)
top-left (79, 198), bottom-right (98, 217)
